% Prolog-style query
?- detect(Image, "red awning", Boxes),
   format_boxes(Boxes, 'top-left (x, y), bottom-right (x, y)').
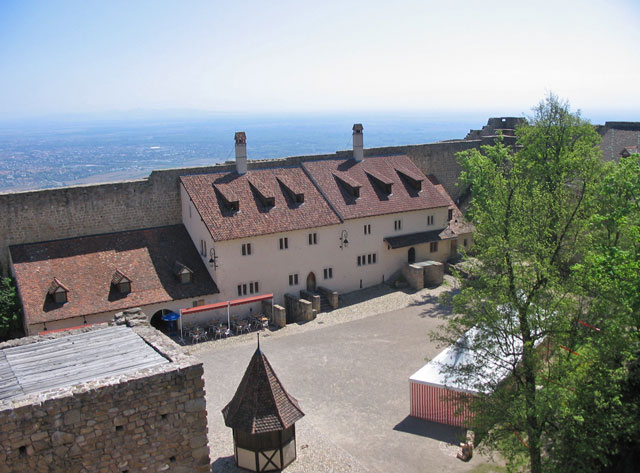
top-left (181, 293), bottom-right (274, 316)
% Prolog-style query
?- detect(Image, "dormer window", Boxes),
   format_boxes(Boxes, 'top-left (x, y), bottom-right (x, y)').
top-left (366, 170), bottom-right (393, 196)
top-left (213, 183), bottom-right (240, 212)
top-left (395, 168), bottom-right (423, 192)
top-left (333, 172), bottom-right (361, 199)
top-left (47, 277), bottom-right (69, 304)
top-left (112, 269), bottom-right (131, 294)
top-left (277, 176), bottom-right (305, 205)
top-left (174, 261), bottom-right (194, 284)
top-left (249, 178), bottom-right (276, 210)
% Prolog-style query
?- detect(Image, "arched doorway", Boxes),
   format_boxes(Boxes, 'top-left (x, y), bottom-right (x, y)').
top-left (408, 247), bottom-right (416, 264)
top-left (150, 309), bottom-right (172, 332)
top-left (306, 272), bottom-right (316, 292)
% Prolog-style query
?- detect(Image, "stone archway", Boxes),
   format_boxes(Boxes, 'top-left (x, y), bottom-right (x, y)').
top-left (408, 247), bottom-right (416, 264)
top-left (306, 272), bottom-right (316, 292)
top-left (150, 309), bottom-right (172, 332)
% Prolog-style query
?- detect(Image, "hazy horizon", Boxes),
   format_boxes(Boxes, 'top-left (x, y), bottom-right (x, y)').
top-left (1, 1), bottom-right (638, 122)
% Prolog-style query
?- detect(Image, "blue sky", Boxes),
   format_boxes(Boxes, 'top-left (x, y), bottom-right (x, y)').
top-left (1, 0), bottom-right (639, 120)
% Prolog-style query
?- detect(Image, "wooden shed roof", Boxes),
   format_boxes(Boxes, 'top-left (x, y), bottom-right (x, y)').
top-left (0, 326), bottom-right (168, 401)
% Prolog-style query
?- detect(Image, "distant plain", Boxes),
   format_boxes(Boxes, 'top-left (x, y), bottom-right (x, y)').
top-left (0, 114), bottom-right (480, 193)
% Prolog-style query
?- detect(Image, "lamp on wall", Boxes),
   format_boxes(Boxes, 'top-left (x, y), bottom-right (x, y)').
top-left (208, 247), bottom-right (219, 270)
top-left (339, 230), bottom-right (349, 250)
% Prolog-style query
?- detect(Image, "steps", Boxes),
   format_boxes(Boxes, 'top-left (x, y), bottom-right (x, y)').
top-left (318, 293), bottom-right (333, 313)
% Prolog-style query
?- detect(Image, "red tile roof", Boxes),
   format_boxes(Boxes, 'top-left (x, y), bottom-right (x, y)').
top-left (302, 155), bottom-right (450, 220)
top-left (181, 167), bottom-right (341, 241)
top-left (10, 225), bottom-right (218, 326)
top-left (222, 346), bottom-right (304, 434)
top-left (428, 175), bottom-right (475, 236)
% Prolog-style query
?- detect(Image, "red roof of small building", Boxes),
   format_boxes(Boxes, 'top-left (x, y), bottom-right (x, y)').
top-left (181, 167), bottom-right (341, 241)
top-left (222, 345), bottom-right (304, 434)
top-left (10, 225), bottom-right (218, 326)
top-left (427, 175), bottom-right (475, 236)
top-left (302, 155), bottom-right (450, 220)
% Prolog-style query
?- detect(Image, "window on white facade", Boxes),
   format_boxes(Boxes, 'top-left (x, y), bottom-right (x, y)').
top-left (288, 274), bottom-right (299, 286)
top-left (323, 268), bottom-right (333, 279)
top-left (364, 224), bottom-right (371, 235)
top-left (430, 241), bottom-right (438, 253)
top-left (192, 299), bottom-right (205, 307)
top-left (394, 219), bottom-right (402, 231)
top-left (308, 233), bottom-right (318, 245)
top-left (279, 237), bottom-right (288, 250)
top-left (200, 239), bottom-right (207, 257)
top-left (239, 281), bottom-right (260, 295)
top-left (242, 243), bottom-right (252, 256)
top-left (359, 253), bottom-right (377, 266)
top-left (427, 215), bottom-right (434, 226)
top-left (448, 209), bottom-right (454, 221)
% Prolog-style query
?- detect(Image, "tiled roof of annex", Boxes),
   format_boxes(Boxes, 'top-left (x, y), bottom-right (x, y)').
top-left (427, 175), bottom-right (475, 236)
top-left (302, 155), bottom-right (451, 220)
top-left (180, 166), bottom-right (342, 241)
top-left (9, 225), bottom-right (219, 326)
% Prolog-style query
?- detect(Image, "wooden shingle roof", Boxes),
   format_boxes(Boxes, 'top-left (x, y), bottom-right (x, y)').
top-left (222, 346), bottom-right (304, 434)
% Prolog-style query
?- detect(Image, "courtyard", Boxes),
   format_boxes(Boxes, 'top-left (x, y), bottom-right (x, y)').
top-left (190, 279), bottom-right (503, 473)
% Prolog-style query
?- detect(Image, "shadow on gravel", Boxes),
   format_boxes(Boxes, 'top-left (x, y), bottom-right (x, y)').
top-left (408, 291), bottom-right (459, 318)
top-left (393, 416), bottom-right (466, 443)
top-left (211, 455), bottom-right (239, 472)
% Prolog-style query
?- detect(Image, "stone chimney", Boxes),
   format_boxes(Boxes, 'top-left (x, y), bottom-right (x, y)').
top-left (352, 124), bottom-right (364, 162)
top-left (235, 131), bottom-right (247, 175)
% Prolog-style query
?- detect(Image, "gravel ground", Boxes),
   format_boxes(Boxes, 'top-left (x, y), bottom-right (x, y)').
top-left (184, 277), bottom-right (501, 473)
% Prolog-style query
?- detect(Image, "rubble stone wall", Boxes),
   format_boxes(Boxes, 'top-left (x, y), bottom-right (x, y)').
top-left (0, 325), bottom-right (210, 473)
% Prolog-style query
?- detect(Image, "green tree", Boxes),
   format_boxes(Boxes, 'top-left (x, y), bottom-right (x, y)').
top-left (0, 266), bottom-right (23, 340)
top-left (547, 154), bottom-right (640, 472)
top-left (434, 94), bottom-right (604, 473)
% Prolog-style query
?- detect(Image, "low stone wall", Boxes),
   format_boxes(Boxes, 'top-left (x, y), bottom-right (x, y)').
top-left (284, 294), bottom-right (314, 323)
top-left (299, 289), bottom-right (321, 313)
top-left (0, 325), bottom-right (210, 473)
top-left (317, 286), bottom-right (339, 310)
top-left (402, 264), bottom-right (425, 290)
top-left (424, 262), bottom-right (444, 287)
top-left (262, 300), bottom-right (286, 328)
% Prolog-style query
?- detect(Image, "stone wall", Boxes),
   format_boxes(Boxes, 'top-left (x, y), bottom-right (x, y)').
top-left (262, 300), bottom-right (286, 328)
top-left (597, 122), bottom-right (640, 161)
top-left (284, 294), bottom-right (314, 323)
top-left (401, 263), bottom-right (425, 291)
top-left (317, 286), bottom-right (339, 310)
top-left (299, 289), bottom-right (321, 313)
top-left (0, 325), bottom-right (210, 473)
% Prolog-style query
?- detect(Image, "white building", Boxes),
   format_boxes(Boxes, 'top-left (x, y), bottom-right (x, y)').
top-left (180, 125), bottom-right (473, 319)
top-left (9, 125), bottom-right (473, 334)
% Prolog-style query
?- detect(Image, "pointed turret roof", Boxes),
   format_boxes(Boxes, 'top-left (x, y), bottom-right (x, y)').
top-left (222, 344), bottom-right (304, 434)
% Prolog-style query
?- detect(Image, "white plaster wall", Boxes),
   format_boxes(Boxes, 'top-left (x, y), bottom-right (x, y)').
top-left (26, 295), bottom-right (218, 335)
top-left (209, 206), bottom-right (452, 307)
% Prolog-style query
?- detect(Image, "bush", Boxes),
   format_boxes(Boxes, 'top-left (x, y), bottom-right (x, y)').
top-left (0, 269), bottom-right (23, 340)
